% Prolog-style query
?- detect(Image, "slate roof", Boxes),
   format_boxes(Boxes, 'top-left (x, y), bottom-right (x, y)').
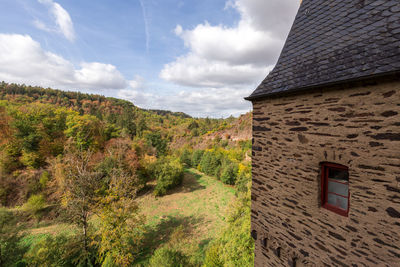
top-left (246, 0), bottom-right (400, 100)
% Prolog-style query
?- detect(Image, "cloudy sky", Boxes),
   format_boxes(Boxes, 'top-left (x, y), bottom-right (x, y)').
top-left (0, 0), bottom-right (299, 117)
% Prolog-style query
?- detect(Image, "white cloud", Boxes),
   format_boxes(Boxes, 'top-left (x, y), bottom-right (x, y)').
top-left (128, 75), bottom-right (145, 89)
top-left (160, 0), bottom-right (299, 88)
top-left (174, 24), bottom-right (183, 36)
top-left (118, 86), bottom-right (252, 118)
top-left (156, 0), bottom-right (299, 117)
top-left (161, 53), bottom-right (271, 88)
top-left (229, 0), bottom-right (299, 39)
top-left (36, 0), bottom-right (76, 42)
top-left (74, 63), bottom-right (127, 89)
top-left (176, 21), bottom-right (282, 66)
top-left (33, 19), bottom-right (53, 32)
top-left (0, 34), bottom-right (127, 90)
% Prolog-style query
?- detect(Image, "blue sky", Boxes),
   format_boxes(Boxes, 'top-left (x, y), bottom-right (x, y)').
top-left (0, 0), bottom-right (299, 117)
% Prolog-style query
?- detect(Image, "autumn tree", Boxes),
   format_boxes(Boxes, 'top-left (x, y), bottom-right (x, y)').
top-left (61, 148), bottom-right (102, 264)
top-left (65, 113), bottom-right (103, 150)
top-left (96, 139), bottom-right (145, 266)
top-left (96, 195), bottom-right (144, 266)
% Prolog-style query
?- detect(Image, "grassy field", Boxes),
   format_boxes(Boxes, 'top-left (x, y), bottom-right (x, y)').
top-left (135, 168), bottom-right (236, 265)
top-left (18, 168), bottom-right (236, 266)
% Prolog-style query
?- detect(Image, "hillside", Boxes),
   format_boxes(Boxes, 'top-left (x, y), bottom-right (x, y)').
top-left (0, 82), bottom-right (253, 266)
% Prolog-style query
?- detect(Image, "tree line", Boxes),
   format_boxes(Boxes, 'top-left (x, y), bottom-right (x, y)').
top-left (0, 83), bottom-right (253, 266)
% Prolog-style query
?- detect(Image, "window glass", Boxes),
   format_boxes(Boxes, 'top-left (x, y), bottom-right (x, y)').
top-left (328, 168), bottom-right (348, 181)
top-left (327, 193), bottom-right (348, 210)
top-left (328, 180), bottom-right (348, 196)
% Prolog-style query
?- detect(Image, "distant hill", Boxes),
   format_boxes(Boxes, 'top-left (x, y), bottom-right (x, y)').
top-left (0, 81), bottom-right (253, 266)
top-left (146, 109), bottom-right (192, 119)
top-left (0, 82), bottom-right (251, 147)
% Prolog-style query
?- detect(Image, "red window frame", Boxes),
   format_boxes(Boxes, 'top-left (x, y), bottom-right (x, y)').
top-left (320, 162), bottom-right (349, 217)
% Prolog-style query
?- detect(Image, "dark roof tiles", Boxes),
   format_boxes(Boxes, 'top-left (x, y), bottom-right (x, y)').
top-left (246, 0), bottom-right (400, 100)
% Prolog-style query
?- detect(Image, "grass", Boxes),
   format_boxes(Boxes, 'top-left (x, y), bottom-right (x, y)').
top-left (20, 222), bottom-right (77, 248)
top-left (135, 168), bottom-right (236, 265)
top-left (12, 168), bottom-right (236, 266)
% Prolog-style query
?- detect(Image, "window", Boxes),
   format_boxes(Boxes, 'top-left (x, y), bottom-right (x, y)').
top-left (251, 230), bottom-right (257, 240)
top-left (321, 162), bottom-right (349, 216)
top-left (275, 247), bottom-right (281, 258)
top-left (261, 238), bottom-right (267, 248)
top-left (289, 257), bottom-right (298, 267)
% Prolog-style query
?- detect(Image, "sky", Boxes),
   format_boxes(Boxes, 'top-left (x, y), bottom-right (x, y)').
top-left (0, 0), bottom-right (299, 117)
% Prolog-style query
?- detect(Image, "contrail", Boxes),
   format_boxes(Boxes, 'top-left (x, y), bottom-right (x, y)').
top-left (139, 0), bottom-right (150, 52)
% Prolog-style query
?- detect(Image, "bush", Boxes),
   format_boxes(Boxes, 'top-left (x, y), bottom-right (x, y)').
top-left (149, 246), bottom-right (189, 267)
top-left (203, 243), bottom-right (223, 267)
top-left (236, 165), bottom-right (251, 193)
top-left (0, 208), bottom-right (27, 266)
top-left (153, 159), bottom-right (184, 196)
top-left (179, 149), bottom-right (192, 167)
top-left (203, 190), bottom-right (254, 267)
top-left (144, 131), bottom-right (168, 157)
top-left (191, 150), bottom-right (204, 168)
top-left (39, 171), bottom-right (50, 189)
top-left (24, 234), bottom-right (89, 267)
top-left (199, 151), bottom-right (221, 176)
top-left (220, 163), bottom-right (238, 185)
top-left (23, 194), bottom-right (46, 219)
top-left (20, 150), bottom-right (43, 169)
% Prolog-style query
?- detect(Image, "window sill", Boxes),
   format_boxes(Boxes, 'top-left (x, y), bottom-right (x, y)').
top-left (322, 203), bottom-right (349, 217)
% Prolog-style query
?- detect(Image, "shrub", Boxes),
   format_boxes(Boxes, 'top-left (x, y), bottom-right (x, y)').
top-left (0, 208), bottom-right (27, 266)
top-left (24, 234), bottom-right (91, 267)
top-left (236, 165), bottom-right (251, 193)
top-left (203, 190), bottom-right (254, 267)
top-left (221, 139), bottom-right (229, 148)
top-left (191, 150), bottom-right (204, 168)
top-left (20, 150), bottom-right (43, 169)
top-left (39, 171), bottom-right (50, 189)
top-left (0, 142), bottom-right (22, 174)
top-left (23, 194), bottom-right (46, 219)
top-left (144, 131), bottom-right (168, 157)
top-left (153, 159), bottom-right (184, 196)
top-left (149, 246), bottom-right (189, 267)
top-left (220, 163), bottom-right (238, 185)
top-left (179, 149), bottom-right (192, 167)
top-left (203, 243), bottom-right (223, 267)
top-left (199, 151), bottom-right (221, 176)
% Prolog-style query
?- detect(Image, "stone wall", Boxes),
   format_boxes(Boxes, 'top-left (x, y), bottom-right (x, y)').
top-left (250, 79), bottom-right (400, 267)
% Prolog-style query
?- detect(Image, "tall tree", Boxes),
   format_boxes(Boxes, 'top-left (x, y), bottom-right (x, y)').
top-left (61, 148), bottom-right (102, 264)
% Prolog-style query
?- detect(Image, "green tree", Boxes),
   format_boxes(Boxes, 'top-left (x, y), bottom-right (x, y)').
top-left (191, 150), bottom-right (204, 168)
top-left (179, 148), bottom-right (192, 167)
top-left (97, 196), bottom-right (144, 267)
top-left (220, 163), bottom-right (238, 185)
top-left (203, 188), bottom-right (254, 267)
top-left (144, 131), bottom-right (168, 157)
top-left (65, 113), bottom-right (103, 150)
top-left (153, 158), bottom-right (184, 196)
top-left (0, 208), bottom-right (26, 266)
top-left (199, 150), bottom-right (221, 176)
top-left (24, 234), bottom-right (83, 267)
top-left (136, 118), bottom-right (147, 137)
top-left (149, 246), bottom-right (189, 267)
top-left (23, 194), bottom-right (46, 220)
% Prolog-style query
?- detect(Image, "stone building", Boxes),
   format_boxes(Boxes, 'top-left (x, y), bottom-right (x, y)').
top-left (245, 1), bottom-right (400, 266)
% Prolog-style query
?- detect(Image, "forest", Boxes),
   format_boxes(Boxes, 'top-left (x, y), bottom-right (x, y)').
top-left (0, 82), bottom-right (253, 267)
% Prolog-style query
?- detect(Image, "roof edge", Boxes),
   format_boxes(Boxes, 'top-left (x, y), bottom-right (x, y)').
top-left (244, 70), bottom-right (400, 102)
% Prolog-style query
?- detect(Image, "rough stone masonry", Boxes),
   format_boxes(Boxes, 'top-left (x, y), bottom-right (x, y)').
top-left (251, 80), bottom-right (400, 266)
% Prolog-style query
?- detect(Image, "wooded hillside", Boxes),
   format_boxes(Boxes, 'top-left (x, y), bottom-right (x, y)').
top-left (0, 82), bottom-right (253, 266)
